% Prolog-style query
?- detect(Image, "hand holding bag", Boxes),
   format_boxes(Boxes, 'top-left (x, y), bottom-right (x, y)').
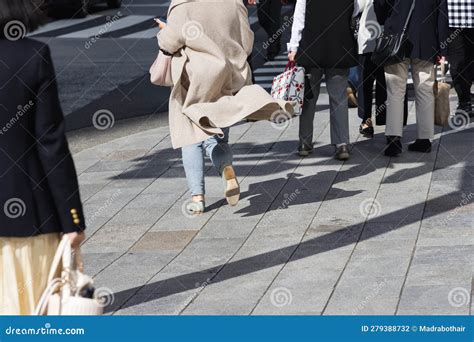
top-left (434, 63), bottom-right (451, 127)
top-left (271, 61), bottom-right (305, 115)
top-left (34, 236), bottom-right (104, 315)
top-left (371, 0), bottom-right (416, 66)
top-left (150, 50), bottom-right (173, 87)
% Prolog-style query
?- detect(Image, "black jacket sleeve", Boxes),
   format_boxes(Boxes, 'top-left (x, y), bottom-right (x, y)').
top-left (35, 45), bottom-right (85, 233)
top-left (437, 0), bottom-right (449, 56)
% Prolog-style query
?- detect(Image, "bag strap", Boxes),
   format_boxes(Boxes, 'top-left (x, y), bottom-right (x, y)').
top-left (46, 236), bottom-right (69, 284)
top-left (402, 0), bottom-right (416, 34)
top-left (285, 61), bottom-right (296, 71)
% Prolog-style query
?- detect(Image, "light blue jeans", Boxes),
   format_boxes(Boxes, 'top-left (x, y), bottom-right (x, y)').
top-left (181, 128), bottom-right (233, 196)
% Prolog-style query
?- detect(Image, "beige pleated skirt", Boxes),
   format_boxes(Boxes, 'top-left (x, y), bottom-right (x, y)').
top-left (0, 233), bottom-right (60, 315)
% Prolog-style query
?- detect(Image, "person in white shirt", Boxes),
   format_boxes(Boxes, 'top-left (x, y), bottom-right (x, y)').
top-left (287, 0), bottom-right (362, 160)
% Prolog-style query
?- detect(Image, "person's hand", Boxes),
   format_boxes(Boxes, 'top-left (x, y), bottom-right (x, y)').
top-left (288, 51), bottom-right (297, 62)
top-left (64, 231), bottom-right (85, 249)
top-left (247, 0), bottom-right (257, 5)
top-left (154, 18), bottom-right (167, 30)
top-left (437, 55), bottom-right (447, 65)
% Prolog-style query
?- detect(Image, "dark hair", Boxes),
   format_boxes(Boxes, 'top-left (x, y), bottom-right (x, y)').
top-left (0, 0), bottom-right (45, 38)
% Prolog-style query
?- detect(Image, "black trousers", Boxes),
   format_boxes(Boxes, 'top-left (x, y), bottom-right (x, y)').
top-left (358, 53), bottom-right (408, 126)
top-left (257, 0), bottom-right (282, 52)
top-left (448, 28), bottom-right (474, 107)
top-left (358, 53), bottom-right (387, 125)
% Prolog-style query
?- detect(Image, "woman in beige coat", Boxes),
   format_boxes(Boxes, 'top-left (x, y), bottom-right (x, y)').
top-left (157, 0), bottom-right (293, 214)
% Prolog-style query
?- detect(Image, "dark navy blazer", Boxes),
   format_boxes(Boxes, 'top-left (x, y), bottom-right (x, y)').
top-left (0, 38), bottom-right (85, 237)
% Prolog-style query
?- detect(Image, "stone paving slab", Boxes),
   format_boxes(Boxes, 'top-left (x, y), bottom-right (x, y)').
top-left (72, 93), bottom-right (473, 315)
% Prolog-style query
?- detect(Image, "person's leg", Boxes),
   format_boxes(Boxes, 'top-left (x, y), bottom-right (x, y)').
top-left (0, 233), bottom-right (59, 315)
top-left (325, 68), bottom-right (350, 146)
top-left (257, 0), bottom-right (272, 36)
top-left (374, 62), bottom-right (388, 125)
top-left (182, 142), bottom-right (205, 196)
top-left (384, 59), bottom-right (409, 156)
top-left (299, 68), bottom-right (324, 153)
top-left (203, 128), bottom-right (233, 174)
top-left (384, 60), bottom-right (409, 138)
top-left (448, 28), bottom-right (471, 110)
top-left (411, 58), bottom-right (435, 140)
top-left (347, 66), bottom-right (360, 108)
top-left (465, 28), bottom-right (474, 114)
top-left (269, 0), bottom-right (282, 40)
top-left (360, 54), bottom-right (376, 122)
top-left (259, 0), bottom-right (282, 59)
top-left (203, 129), bottom-right (239, 206)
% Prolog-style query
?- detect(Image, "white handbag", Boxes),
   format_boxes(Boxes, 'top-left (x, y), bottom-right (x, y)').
top-left (34, 236), bottom-right (104, 316)
top-left (271, 61), bottom-right (305, 115)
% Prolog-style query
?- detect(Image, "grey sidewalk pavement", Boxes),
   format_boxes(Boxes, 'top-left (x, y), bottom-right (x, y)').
top-left (71, 92), bottom-right (473, 315)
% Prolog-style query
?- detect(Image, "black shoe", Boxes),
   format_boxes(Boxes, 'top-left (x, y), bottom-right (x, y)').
top-left (298, 143), bottom-right (314, 157)
top-left (384, 136), bottom-right (402, 157)
top-left (359, 118), bottom-right (374, 138)
top-left (335, 144), bottom-right (350, 161)
top-left (457, 103), bottom-right (473, 117)
top-left (408, 139), bottom-right (432, 153)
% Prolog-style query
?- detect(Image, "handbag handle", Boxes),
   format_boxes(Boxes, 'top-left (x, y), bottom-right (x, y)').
top-left (46, 236), bottom-right (84, 283)
top-left (285, 61), bottom-right (296, 71)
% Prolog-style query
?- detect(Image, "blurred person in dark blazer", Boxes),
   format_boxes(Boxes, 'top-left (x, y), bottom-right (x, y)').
top-left (374, 0), bottom-right (449, 156)
top-left (0, 0), bottom-right (85, 315)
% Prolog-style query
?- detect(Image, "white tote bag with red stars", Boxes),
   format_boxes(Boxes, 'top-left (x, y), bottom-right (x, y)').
top-left (271, 61), bottom-right (305, 115)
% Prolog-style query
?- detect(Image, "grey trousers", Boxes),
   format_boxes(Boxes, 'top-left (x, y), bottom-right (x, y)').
top-left (299, 68), bottom-right (350, 146)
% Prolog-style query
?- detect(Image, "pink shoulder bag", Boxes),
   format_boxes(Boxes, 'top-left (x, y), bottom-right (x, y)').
top-left (150, 50), bottom-right (173, 87)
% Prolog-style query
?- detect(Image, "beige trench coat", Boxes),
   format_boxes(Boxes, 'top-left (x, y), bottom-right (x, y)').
top-left (158, 0), bottom-right (294, 149)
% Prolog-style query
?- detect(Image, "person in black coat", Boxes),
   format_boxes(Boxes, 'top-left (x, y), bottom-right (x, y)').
top-left (374, 0), bottom-right (449, 156)
top-left (0, 0), bottom-right (85, 314)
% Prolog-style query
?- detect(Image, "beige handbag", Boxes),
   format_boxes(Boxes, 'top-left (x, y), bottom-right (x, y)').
top-left (34, 236), bottom-right (103, 316)
top-left (434, 64), bottom-right (451, 127)
top-left (150, 51), bottom-right (173, 87)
